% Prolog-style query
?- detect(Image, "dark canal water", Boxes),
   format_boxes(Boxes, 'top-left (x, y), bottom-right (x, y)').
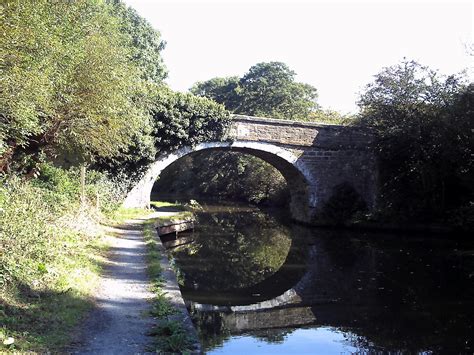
top-left (160, 203), bottom-right (474, 354)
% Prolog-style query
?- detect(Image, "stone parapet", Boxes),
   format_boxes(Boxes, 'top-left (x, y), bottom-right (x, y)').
top-left (230, 114), bottom-right (373, 149)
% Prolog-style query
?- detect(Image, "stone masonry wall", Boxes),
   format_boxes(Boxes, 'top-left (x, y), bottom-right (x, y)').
top-left (230, 115), bottom-right (377, 219)
top-left (230, 115), bottom-right (373, 149)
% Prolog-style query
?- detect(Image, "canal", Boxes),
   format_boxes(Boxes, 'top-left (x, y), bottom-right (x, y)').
top-left (159, 203), bottom-right (474, 354)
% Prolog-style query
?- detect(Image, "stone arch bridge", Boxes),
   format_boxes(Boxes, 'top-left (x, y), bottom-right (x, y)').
top-left (124, 115), bottom-right (377, 224)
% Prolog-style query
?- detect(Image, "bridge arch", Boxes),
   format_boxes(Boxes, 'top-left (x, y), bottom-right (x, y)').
top-left (123, 140), bottom-right (317, 223)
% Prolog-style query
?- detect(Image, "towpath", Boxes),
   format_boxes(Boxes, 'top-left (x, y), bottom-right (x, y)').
top-left (71, 218), bottom-right (155, 354)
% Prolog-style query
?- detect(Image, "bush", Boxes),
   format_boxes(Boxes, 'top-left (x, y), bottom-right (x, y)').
top-left (356, 61), bottom-right (473, 223)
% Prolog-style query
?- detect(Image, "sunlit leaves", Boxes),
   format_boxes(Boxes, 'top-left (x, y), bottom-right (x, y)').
top-left (109, 0), bottom-right (167, 84)
top-left (150, 87), bottom-right (231, 153)
top-left (357, 60), bottom-right (473, 222)
top-left (1, 0), bottom-right (151, 168)
top-left (191, 62), bottom-right (319, 120)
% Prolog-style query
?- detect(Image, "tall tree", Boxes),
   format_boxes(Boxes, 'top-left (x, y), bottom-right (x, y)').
top-left (108, 0), bottom-right (167, 84)
top-left (0, 0), bottom-right (150, 173)
top-left (238, 62), bottom-right (319, 119)
top-left (191, 62), bottom-right (319, 120)
top-left (357, 60), bottom-right (473, 223)
top-left (190, 77), bottom-right (240, 112)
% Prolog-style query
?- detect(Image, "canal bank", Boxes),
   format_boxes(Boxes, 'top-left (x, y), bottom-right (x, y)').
top-left (146, 212), bottom-right (201, 353)
top-left (140, 207), bottom-right (201, 354)
top-left (69, 207), bottom-right (201, 354)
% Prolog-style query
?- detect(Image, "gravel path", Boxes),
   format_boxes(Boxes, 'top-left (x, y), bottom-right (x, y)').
top-left (72, 219), bottom-right (155, 355)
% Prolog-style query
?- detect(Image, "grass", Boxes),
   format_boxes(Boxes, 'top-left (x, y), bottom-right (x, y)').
top-left (143, 220), bottom-right (176, 318)
top-left (149, 320), bottom-right (194, 354)
top-left (108, 206), bottom-right (152, 224)
top-left (0, 181), bottom-right (195, 353)
top-left (0, 205), bottom-right (158, 353)
top-left (0, 164), bottom-right (149, 353)
top-left (0, 215), bottom-right (109, 352)
top-left (142, 205), bottom-right (196, 354)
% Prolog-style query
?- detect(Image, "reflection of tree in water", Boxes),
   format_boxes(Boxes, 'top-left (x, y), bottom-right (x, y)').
top-left (302, 229), bottom-right (474, 353)
top-left (182, 219), bottom-right (474, 353)
top-left (170, 208), bottom-right (292, 291)
top-left (192, 311), bottom-right (231, 351)
top-left (249, 328), bottom-right (295, 343)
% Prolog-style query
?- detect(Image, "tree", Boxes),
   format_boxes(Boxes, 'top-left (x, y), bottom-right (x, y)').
top-left (190, 77), bottom-right (240, 112)
top-left (357, 60), bottom-right (473, 223)
top-left (191, 62), bottom-right (319, 120)
top-left (95, 87), bottom-right (231, 184)
top-left (237, 62), bottom-right (319, 119)
top-left (187, 62), bottom-right (321, 207)
top-left (0, 0), bottom-right (150, 173)
top-left (108, 0), bottom-right (167, 84)
top-left (150, 88), bottom-right (231, 154)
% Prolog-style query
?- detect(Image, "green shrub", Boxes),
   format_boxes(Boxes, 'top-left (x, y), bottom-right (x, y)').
top-left (151, 321), bottom-right (193, 353)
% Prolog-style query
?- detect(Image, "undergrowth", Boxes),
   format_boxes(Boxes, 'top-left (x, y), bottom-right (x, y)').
top-left (0, 164), bottom-right (126, 352)
top-left (0, 173), bottom-right (196, 353)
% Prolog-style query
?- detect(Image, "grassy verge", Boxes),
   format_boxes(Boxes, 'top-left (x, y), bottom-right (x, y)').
top-left (0, 231), bottom-right (108, 352)
top-left (142, 205), bottom-right (196, 354)
top-left (0, 204), bottom-right (156, 352)
top-left (0, 183), bottom-right (196, 353)
top-left (0, 165), bottom-right (135, 353)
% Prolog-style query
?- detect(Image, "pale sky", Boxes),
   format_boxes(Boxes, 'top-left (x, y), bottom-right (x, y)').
top-left (124, 0), bottom-right (473, 113)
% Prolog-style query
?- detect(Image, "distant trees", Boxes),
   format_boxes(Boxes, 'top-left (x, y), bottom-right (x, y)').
top-left (357, 60), bottom-right (473, 225)
top-left (153, 150), bottom-right (289, 206)
top-left (191, 62), bottom-right (319, 120)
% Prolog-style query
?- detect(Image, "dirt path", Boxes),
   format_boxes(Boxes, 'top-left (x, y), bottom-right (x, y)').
top-left (72, 219), bottom-right (155, 354)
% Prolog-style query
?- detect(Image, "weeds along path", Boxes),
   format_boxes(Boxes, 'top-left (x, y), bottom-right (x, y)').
top-left (72, 218), bottom-right (155, 354)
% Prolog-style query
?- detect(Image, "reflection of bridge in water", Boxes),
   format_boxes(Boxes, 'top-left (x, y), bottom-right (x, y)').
top-left (188, 245), bottom-right (323, 332)
top-left (190, 246), bottom-right (318, 312)
top-left (186, 229), bottom-right (474, 354)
